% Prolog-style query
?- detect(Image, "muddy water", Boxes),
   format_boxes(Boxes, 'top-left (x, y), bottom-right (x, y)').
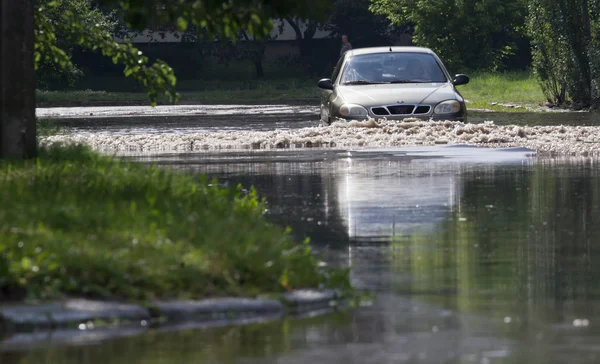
top-left (39, 106), bottom-right (600, 156)
top-left (4, 145), bottom-right (600, 364)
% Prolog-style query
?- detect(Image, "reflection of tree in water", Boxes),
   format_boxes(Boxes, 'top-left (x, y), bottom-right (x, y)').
top-left (211, 162), bottom-right (351, 248)
top-left (174, 155), bottom-right (600, 319)
top-left (2, 311), bottom-right (354, 363)
top-left (391, 161), bottom-right (600, 323)
top-left (7, 159), bottom-right (600, 363)
top-left (0, 350), bottom-right (26, 363)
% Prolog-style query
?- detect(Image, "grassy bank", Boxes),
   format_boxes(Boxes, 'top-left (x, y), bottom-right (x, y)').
top-left (36, 71), bottom-right (548, 112)
top-left (460, 71), bottom-right (547, 111)
top-left (0, 146), bottom-right (351, 301)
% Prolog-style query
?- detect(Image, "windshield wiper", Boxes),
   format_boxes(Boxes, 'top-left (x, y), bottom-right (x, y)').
top-left (388, 79), bottom-right (431, 83)
top-left (342, 80), bottom-right (381, 85)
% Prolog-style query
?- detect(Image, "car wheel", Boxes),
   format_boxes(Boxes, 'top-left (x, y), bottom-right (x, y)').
top-left (320, 106), bottom-right (331, 125)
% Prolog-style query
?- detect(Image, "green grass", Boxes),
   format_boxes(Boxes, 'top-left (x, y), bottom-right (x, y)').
top-left (36, 118), bottom-right (63, 137)
top-left (460, 71), bottom-right (547, 112)
top-left (0, 146), bottom-right (352, 302)
top-left (36, 78), bottom-right (319, 107)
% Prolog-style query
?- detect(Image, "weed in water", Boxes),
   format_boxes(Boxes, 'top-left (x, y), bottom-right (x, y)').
top-left (36, 118), bottom-right (64, 138)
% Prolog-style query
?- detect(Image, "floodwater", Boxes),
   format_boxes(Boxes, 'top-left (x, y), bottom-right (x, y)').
top-left (5, 108), bottom-right (600, 363)
top-left (38, 106), bottom-right (600, 156)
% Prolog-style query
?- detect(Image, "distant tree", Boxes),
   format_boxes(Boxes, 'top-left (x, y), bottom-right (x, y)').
top-left (326, 0), bottom-right (393, 48)
top-left (0, 0), bottom-right (332, 159)
top-left (369, 0), bottom-right (527, 71)
top-left (284, 0), bottom-right (395, 75)
top-left (239, 31), bottom-right (274, 78)
top-left (282, 17), bottom-right (325, 75)
top-left (527, 0), bottom-right (597, 108)
top-left (181, 23), bottom-right (283, 79)
top-left (36, 0), bottom-right (118, 90)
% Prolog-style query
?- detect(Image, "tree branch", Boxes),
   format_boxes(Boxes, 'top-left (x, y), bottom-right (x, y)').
top-left (285, 16), bottom-right (303, 40)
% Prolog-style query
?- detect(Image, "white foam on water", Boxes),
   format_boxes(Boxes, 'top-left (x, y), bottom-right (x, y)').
top-left (40, 118), bottom-right (600, 156)
top-left (36, 105), bottom-right (319, 119)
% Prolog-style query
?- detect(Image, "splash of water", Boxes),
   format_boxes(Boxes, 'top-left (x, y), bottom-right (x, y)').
top-left (40, 119), bottom-right (600, 156)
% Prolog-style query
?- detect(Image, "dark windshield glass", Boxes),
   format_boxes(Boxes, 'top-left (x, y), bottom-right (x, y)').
top-left (340, 52), bottom-right (448, 84)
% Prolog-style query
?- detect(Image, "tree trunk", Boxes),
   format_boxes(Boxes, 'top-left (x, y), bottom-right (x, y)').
top-left (254, 60), bottom-right (264, 78)
top-left (1, 0), bottom-right (36, 159)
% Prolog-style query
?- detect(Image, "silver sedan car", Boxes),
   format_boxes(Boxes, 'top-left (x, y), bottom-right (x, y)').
top-left (317, 46), bottom-right (469, 124)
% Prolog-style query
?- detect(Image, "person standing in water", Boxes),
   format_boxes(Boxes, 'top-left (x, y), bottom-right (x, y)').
top-left (340, 34), bottom-right (352, 57)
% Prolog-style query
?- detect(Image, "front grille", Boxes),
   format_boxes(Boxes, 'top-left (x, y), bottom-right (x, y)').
top-left (372, 107), bottom-right (390, 116)
top-left (369, 104), bottom-right (432, 117)
top-left (387, 105), bottom-right (415, 115)
top-left (414, 105), bottom-right (431, 114)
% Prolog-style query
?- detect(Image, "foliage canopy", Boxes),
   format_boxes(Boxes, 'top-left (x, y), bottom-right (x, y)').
top-left (369, 0), bottom-right (527, 71)
top-left (527, 0), bottom-right (599, 107)
top-left (34, 0), bottom-right (332, 105)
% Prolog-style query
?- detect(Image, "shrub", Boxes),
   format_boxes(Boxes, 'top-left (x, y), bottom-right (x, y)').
top-left (0, 146), bottom-right (351, 301)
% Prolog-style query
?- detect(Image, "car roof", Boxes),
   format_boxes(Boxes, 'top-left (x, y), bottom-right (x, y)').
top-left (345, 46), bottom-right (435, 57)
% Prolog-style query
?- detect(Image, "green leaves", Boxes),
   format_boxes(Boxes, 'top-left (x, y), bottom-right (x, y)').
top-left (176, 17), bottom-right (188, 32)
top-left (527, 0), bottom-right (598, 108)
top-left (35, 0), bottom-right (179, 105)
top-left (34, 0), bottom-right (332, 105)
top-left (0, 145), bottom-right (353, 300)
top-left (99, 0), bottom-right (332, 36)
top-left (370, 0), bottom-right (527, 71)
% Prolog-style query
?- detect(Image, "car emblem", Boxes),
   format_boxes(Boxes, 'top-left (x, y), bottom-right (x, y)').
top-left (397, 100), bottom-right (404, 104)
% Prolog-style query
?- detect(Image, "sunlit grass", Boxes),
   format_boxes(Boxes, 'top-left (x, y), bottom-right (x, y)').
top-left (460, 71), bottom-right (547, 112)
top-left (0, 145), bottom-right (351, 302)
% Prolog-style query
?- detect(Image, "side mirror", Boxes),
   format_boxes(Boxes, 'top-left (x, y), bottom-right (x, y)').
top-left (317, 78), bottom-right (334, 90)
top-left (453, 74), bottom-right (470, 86)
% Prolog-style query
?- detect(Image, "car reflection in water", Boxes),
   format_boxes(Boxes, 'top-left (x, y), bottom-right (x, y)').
top-left (331, 146), bottom-right (536, 290)
top-left (335, 151), bottom-right (459, 241)
top-left (334, 146), bottom-right (535, 241)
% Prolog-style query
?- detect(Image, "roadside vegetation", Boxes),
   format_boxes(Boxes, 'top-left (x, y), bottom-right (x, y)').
top-left (0, 145), bottom-right (352, 302)
top-left (460, 71), bottom-right (547, 112)
top-left (36, 118), bottom-right (63, 137)
top-left (1, 0), bottom-right (591, 304)
top-left (36, 78), bottom-right (319, 107)
top-left (30, 0), bottom-right (600, 114)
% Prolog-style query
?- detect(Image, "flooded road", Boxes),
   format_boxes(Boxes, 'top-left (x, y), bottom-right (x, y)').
top-left (4, 144), bottom-right (600, 364)
top-left (38, 105), bottom-right (600, 156)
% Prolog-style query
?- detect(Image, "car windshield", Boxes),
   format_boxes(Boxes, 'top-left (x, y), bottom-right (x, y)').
top-left (340, 52), bottom-right (448, 85)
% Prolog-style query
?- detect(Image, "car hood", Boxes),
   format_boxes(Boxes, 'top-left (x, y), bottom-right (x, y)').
top-left (337, 83), bottom-right (460, 106)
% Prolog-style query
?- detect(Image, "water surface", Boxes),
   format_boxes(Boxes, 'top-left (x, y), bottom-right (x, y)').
top-left (38, 108), bottom-right (600, 137)
top-left (4, 146), bottom-right (600, 363)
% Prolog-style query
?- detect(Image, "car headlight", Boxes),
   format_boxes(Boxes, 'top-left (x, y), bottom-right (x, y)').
top-left (339, 103), bottom-right (368, 118)
top-left (434, 100), bottom-right (461, 114)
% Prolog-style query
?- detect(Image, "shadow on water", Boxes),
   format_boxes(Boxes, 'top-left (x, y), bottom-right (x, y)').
top-left (4, 146), bottom-right (600, 363)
